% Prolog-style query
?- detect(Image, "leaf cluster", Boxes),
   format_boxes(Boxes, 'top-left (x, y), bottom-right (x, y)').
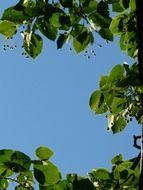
top-left (0, 0), bottom-right (141, 189)
top-left (0, 0), bottom-right (114, 58)
top-left (0, 0), bottom-right (138, 59)
top-left (0, 147), bottom-right (140, 190)
top-left (90, 63), bottom-right (143, 133)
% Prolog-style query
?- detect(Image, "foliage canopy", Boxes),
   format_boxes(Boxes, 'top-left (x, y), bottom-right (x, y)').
top-left (0, 0), bottom-right (142, 189)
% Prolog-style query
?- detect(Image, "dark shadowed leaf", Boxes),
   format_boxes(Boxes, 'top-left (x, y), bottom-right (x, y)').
top-left (59, 0), bottom-right (73, 8)
top-left (73, 31), bottom-right (93, 53)
top-left (81, 0), bottom-right (97, 13)
top-left (57, 33), bottom-right (68, 49)
top-left (38, 19), bottom-right (58, 41)
top-left (73, 178), bottom-right (95, 190)
top-left (99, 28), bottom-right (113, 41)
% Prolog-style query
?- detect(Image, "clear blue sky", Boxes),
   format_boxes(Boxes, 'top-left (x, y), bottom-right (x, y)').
top-left (0, 1), bottom-right (141, 177)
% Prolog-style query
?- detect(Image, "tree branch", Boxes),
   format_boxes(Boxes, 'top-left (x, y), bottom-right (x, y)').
top-left (133, 135), bottom-right (141, 150)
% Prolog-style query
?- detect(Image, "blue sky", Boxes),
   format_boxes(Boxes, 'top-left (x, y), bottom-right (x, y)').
top-left (0, 1), bottom-right (141, 177)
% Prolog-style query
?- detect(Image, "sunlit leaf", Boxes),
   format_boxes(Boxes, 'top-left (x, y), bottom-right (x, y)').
top-left (91, 169), bottom-right (110, 180)
top-left (49, 13), bottom-right (63, 28)
top-left (108, 64), bottom-right (124, 83)
top-left (110, 97), bottom-right (125, 114)
top-left (89, 90), bottom-right (101, 111)
top-left (23, 32), bottom-right (43, 59)
top-left (36, 146), bottom-right (54, 160)
top-left (109, 13), bottom-right (127, 34)
top-left (34, 161), bottom-right (61, 186)
top-left (126, 31), bottom-right (138, 57)
top-left (120, 33), bottom-right (127, 50)
top-left (111, 117), bottom-right (127, 134)
top-left (0, 21), bottom-right (17, 37)
top-left (2, 7), bottom-right (30, 24)
top-left (99, 76), bottom-right (108, 88)
top-left (54, 180), bottom-right (69, 190)
top-left (111, 154), bottom-right (123, 165)
top-left (0, 179), bottom-right (8, 190)
top-left (129, 0), bottom-right (136, 11)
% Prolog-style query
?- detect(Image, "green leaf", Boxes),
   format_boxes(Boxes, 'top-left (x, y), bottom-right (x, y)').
top-left (38, 19), bottom-right (58, 41)
top-left (0, 150), bottom-right (31, 174)
top-left (111, 117), bottom-right (127, 134)
top-left (59, 15), bottom-right (71, 30)
top-left (110, 97), bottom-right (125, 114)
top-left (0, 21), bottom-right (17, 37)
top-left (109, 13), bottom-right (127, 34)
top-left (97, 1), bottom-right (110, 17)
top-left (66, 173), bottom-right (77, 183)
top-left (119, 0), bottom-right (130, 9)
top-left (36, 146), bottom-right (54, 160)
top-left (69, 7), bottom-right (82, 25)
top-left (108, 64), bottom-right (124, 83)
top-left (111, 154), bottom-right (123, 165)
top-left (120, 33), bottom-right (127, 51)
top-left (89, 90), bottom-right (101, 111)
top-left (2, 7), bottom-right (30, 24)
top-left (126, 31), bottom-right (138, 57)
top-left (34, 161), bottom-right (61, 186)
top-left (0, 149), bottom-right (14, 163)
top-left (57, 33), bottom-right (68, 49)
top-left (112, 2), bottom-right (124, 12)
top-left (73, 178), bottom-right (95, 190)
top-left (49, 12), bottom-right (63, 28)
top-left (81, 0), bottom-right (97, 14)
top-left (113, 165), bottom-right (133, 181)
top-left (99, 28), bottom-right (113, 41)
top-left (59, 0), bottom-right (73, 8)
top-left (71, 24), bottom-right (87, 38)
top-left (54, 180), bottom-right (69, 190)
top-left (89, 12), bottom-right (111, 27)
top-left (89, 90), bottom-right (108, 114)
top-left (129, 0), bottom-right (136, 11)
top-left (23, 32), bottom-right (43, 59)
top-left (99, 76), bottom-right (108, 88)
top-left (5, 151), bottom-right (31, 172)
top-left (91, 169), bottom-right (110, 180)
top-left (0, 179), bottom-right (8, 189)
top-left (73, 31), bottom-right (93, 53)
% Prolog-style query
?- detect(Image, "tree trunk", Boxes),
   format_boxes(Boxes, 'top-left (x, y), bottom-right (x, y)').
top-left (136, 0), bottom-right (143, 189)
